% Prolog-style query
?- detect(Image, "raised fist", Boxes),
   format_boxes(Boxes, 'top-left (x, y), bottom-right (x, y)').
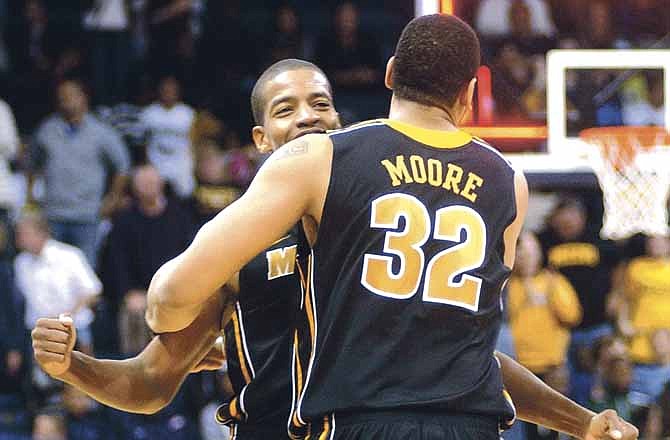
top-left (32, 315), bottom-right (77, 378)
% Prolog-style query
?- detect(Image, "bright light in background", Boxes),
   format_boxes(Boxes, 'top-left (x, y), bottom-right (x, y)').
top-left (441, 0), bottom-right (454, 14)
top-left (414, 0), bottom-right (454, 16)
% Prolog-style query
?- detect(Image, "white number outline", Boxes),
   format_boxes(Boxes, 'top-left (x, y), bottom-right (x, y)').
top-left (360, 193), bottom-right (486, 312)
top-left (422, 205), bottom-right (486, 311)
top-left (361, 193), bottom-right (430, 299)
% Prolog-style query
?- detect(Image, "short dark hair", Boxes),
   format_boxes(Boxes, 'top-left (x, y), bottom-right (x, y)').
top-left (392, 14), bottom-right (480, 110)
top-left (250, 59), bottom-right (331, 125)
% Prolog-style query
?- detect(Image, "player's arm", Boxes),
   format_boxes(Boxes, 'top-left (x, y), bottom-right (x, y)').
top-left (502, 169), bottom-right (529, 269)
top-left (146, 134), bottom-right (330, 333)
top-left (497, 171), bottom-right (637, 439)
top-left (496, 352), bottom-right (638, 439)
top-left (32, 293), bottom-right (223, 414)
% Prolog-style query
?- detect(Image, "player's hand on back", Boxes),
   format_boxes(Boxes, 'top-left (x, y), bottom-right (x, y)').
top-left (191, 337), bottom-right (225, 373)
top-left (585, 409), bottom-right (639, 440)
top-left (31, 314), bottom-right (77, 378)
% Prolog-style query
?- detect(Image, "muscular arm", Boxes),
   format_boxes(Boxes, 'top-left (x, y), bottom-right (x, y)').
top-left (497, 352), bottom-right (595, 438)
top-left (54, 294), bottom-right (223, 414)
top-left (146, 135), bottom-right (330, 333)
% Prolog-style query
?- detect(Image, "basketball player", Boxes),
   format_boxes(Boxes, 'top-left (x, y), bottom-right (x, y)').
top-left (32, 59), bottom-right (341, 440)
top-left (34, 59), bottom-right (636, 439)
top-left (143, 15), bottom-right (638, 440)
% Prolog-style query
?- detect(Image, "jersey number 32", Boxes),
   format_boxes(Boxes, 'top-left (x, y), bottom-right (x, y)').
top-left (361, 193), bottom-right (486, 312)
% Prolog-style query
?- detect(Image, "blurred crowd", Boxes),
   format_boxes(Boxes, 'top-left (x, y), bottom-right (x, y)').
top-left (0, 0), bottom-right (669, 439)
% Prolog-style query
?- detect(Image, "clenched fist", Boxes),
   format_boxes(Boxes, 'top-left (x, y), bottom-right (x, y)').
top-left (585, 409), bottom-right (639, 440)
top-left (31, 315), bottom-right (77, 378)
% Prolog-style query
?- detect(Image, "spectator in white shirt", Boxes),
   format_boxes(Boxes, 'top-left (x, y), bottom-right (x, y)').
top-left (141, 75), bottom-right (195, 198)
top-left (0, 98), bottom-right (18, 225)
top-left (14, 210), bottom-right (101, 352)
top-left (475, 0), bottom-right (556, 38)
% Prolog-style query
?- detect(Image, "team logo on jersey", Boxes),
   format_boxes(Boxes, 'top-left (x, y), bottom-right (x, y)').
top-left (266, 245), bottom-right (298, 280)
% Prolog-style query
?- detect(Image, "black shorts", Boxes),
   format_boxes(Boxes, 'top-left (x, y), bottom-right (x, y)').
top-left (227, 423), bottom-right (290, 440)
top-left (308, 410), bottom-right (501, 440)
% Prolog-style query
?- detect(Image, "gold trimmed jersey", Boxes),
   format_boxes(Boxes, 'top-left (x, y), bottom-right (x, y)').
top-left (290, 120), bottom-right (518, 437)
top-left (219, 225), bottom-right (305, 432)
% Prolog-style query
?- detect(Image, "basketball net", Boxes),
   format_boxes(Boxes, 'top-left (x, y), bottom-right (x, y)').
top-left (580, 126), bottom-right (670, 240)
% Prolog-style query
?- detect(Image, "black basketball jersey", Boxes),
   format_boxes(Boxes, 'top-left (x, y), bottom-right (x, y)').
top-left (289, 120), bottom-right (518, 437)
top-left (218, 225), bottom-right (305, 430)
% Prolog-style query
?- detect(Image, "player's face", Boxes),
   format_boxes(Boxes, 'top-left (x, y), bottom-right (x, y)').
top-left (253, 69), bottom-right (340, 152)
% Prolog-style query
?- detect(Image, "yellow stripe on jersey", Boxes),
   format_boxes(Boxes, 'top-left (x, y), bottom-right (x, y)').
top-left (292, 331), bottom-right (306, 428)
top-left (231, 308), bottom-right (252, 384)
top-left (297, 258), bottom-right (307, 292)
top-left (318, 415), bottom-right (332, 440)
top-left (304, 256), bottom-right (316, 340)
top-left (292, 255), bottom-right (315, 431)
top-left (382, 119), bottom-right (472, 149)
top-left (229, 397), bottom-right (240, 420)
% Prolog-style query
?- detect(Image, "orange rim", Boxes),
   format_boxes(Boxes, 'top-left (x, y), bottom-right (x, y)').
top-left (579, 126), bottom-right (670, 168)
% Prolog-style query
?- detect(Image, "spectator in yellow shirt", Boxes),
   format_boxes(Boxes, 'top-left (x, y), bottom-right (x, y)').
top-left (508, 231), bottom-right (583, 375)
top-left (508, 231), bottom-right (583, 439)
top-left (617, 235), bottom-right (670, 399)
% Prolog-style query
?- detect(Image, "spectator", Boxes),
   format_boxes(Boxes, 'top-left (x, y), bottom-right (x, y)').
top-left (141, 75), bottom-right (195, 198)
top-left (315, 2), bottom-right (383, 92)
top-left (100, 165), bottom-right (195, 355)
top-left (5, 0), bottom-right (56, 132)
top-left (507, 231), bottom-right (582, 439)
top-left (589, 337), bottom-right (650, 430)
top-left (28, 79), bottom-right (131, 265)
top-left (188, 142), bottom-right (243, 227)
top-left (0, 222), bottom-right (31, 440)
top-left (491, 43), bottom-right (535, 119)
top-left (622, 71), bottom-right (665, 127)
top-left (83, 0), bottom-right (133, 106)
top-left (0, 98), bottom-right (18, 229)
top-left (579, 0), bottom-right (627, 49)
top-left (616, 235), bottom-right (670, 400)
top-left (475, 0), bottom-right (556, 38)
top-left (14, 210), bottom-right (101, 353)
top-left (95, 102), bottom-right (150, 166)
top-left (265, 5), bottom-right (311, 66)
top-left (496, 0), bottom-right (557, 55)
top-left (538, 196), bottom-right (623, 405)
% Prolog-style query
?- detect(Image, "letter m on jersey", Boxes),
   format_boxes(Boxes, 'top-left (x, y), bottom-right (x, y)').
top-left (266, 245), bottom-right (298, 280)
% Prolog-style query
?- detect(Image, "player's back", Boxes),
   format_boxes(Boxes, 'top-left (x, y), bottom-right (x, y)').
top-left (219, 225), bottom-right (305, 438)
top-left (291, 119), bottom-right (518, 435)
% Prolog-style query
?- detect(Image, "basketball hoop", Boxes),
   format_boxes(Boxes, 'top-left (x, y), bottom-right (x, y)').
top-left (580, 126), bottom-right (670, 240)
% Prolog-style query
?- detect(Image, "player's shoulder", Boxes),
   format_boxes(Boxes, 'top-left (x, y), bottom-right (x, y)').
top-left (270, 132), bottom-right (334, 164)
top-left (327, 119), bottom-right (387, 138)
top-left (469, 136), bottom-right (516, 170)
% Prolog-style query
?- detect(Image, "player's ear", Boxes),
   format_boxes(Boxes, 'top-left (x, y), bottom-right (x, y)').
top-left (455, 77), bottom-right (477, 124)
top-left (384, 56), bottom-right (395, 90)
top-left (462, 77), bottom-right (477, 110)
top-left (252, 126), bottom-right (272, 154)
